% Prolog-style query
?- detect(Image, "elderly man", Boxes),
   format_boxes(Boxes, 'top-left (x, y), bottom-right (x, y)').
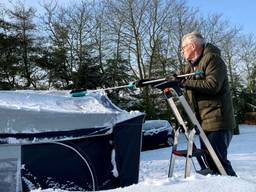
top-left (179, 31), bottom-right (237, 176)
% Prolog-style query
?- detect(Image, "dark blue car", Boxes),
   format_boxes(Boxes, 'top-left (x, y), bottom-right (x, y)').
top-left (141, 120), bottom-right (173, 150)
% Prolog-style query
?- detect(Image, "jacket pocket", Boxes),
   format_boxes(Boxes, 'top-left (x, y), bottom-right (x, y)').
top-left (198, 100), bottom-right (223, 121)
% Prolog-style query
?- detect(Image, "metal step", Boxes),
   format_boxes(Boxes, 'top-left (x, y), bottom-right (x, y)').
top-left (172, 148), bottom-right (205, 158)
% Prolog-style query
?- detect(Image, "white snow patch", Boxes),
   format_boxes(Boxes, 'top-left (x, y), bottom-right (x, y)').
top-left (0, 91), bottom-right (116, 113)
top-left (111, 149), bottom-right (119, 178)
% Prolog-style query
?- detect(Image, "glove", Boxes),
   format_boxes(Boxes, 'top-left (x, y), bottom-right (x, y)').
top-left (178, 78), bottom-right (185, 88)
top-left (165, 73), bottom-right (186, 88)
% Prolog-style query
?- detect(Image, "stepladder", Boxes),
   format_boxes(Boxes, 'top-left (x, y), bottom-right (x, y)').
top-left (140, 79), bottom-right (228, 178)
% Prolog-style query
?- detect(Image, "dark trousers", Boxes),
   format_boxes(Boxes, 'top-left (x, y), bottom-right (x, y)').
top-left (200, 129), bottom-right (237, 176)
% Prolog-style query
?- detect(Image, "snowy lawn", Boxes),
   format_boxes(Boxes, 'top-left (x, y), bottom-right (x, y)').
top-left (33, 124), bottom-right (256, 192)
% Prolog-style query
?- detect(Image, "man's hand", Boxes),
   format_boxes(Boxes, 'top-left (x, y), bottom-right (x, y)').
top-left (165, 73), bottom-right (186, 87)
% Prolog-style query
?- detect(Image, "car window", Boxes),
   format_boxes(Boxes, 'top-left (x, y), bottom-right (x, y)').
top-left (143, 120), bottom-right (171, 130)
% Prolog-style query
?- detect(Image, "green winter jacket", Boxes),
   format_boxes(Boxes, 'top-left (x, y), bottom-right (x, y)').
top-left (182, 43), bottom-right (236, 132)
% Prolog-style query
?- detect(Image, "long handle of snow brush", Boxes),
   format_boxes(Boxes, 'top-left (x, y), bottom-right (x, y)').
top-left (136, 70), bottom-right (204, 88)
top-left (70, 82), bottom-right (136, 97)
top-left (94, 82), bottom-right (135, 92)
top-left (71, 70), bottom-right (204, 97)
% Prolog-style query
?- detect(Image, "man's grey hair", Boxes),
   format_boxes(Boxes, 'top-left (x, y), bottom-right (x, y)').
top-left (182, 31), bottom-right (205, 46)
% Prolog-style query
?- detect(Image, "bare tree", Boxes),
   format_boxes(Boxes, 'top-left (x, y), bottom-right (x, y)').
top-left (163, 0), bottom-right (200, 70)
top-left (238, 34), bottom-right (256, 93)
top-left (40, 1), bottom-right (72, 88)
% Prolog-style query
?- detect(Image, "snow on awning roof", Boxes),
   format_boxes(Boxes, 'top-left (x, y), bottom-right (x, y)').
top-left (0, 90), bottom-right (143, 134)
top-left (0, 90), bottom-right (120, 113)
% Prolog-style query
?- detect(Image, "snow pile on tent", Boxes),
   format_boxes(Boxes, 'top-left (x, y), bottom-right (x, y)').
top-left (0, 90), bottom-right (142, 135)
top-left (0, 90), bottom-right (115, 113)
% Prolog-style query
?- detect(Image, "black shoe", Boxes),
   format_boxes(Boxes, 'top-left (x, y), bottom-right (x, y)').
top-left (196, 168), bottom-right (214, 176)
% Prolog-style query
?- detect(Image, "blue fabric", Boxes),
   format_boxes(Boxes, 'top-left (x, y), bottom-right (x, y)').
top-left (200, 130), bottom-right (237, 176)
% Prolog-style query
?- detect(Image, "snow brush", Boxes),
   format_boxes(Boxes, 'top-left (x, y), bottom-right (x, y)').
top-left (70, 82), bottom-right (136, 97)
top-left (70, 70), bottom-right (204, 97)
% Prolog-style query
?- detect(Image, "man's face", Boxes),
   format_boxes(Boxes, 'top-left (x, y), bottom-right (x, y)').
top-left (181, 42), bottom-right (194, 61)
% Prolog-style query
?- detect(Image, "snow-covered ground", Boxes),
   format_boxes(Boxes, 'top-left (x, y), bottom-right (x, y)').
top-left (32, 124), bottom-right (256, 192)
